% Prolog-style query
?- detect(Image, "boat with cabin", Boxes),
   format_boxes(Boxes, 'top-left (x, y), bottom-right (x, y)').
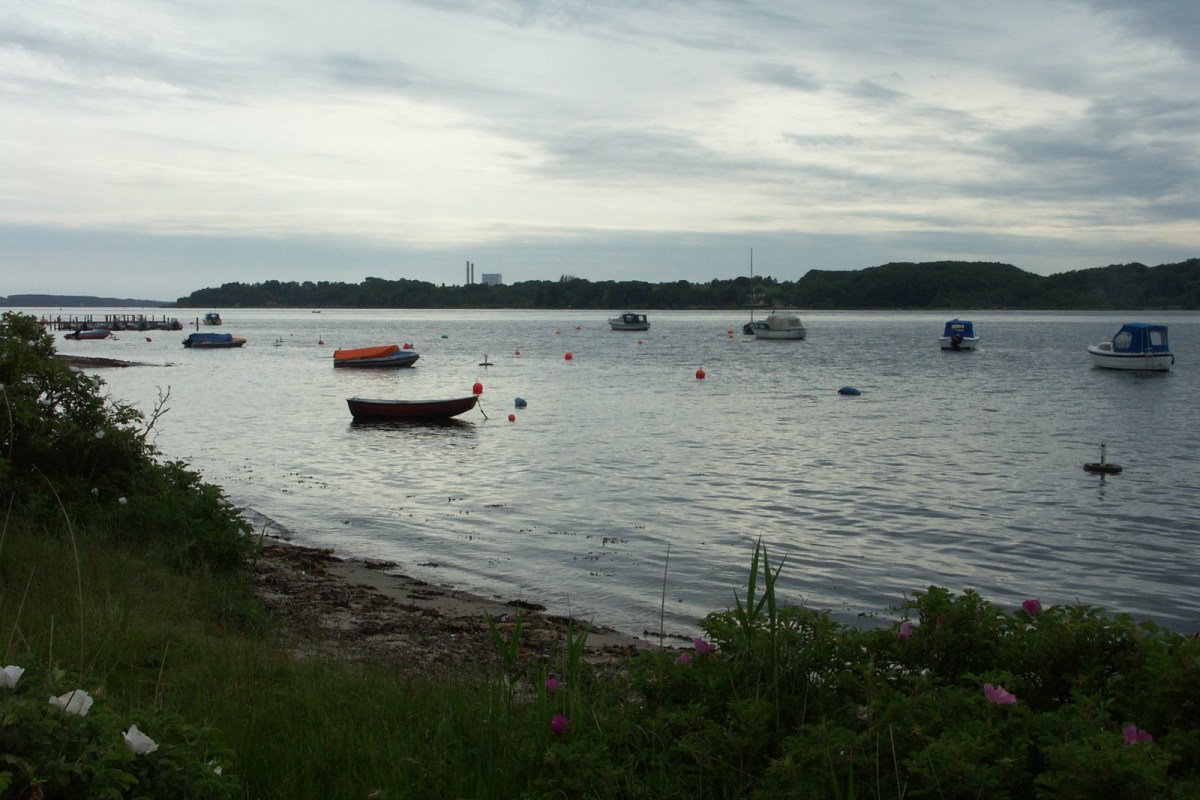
top-left (202, 312), bottom-right (223, 325)
top-left (939, 319), bottom-right (979, 350)
top-left (609, 312), bottom-right (650, 331)
top-left (750, 311), bottom-right (807, 340)
top-left (1087, 322), bottom-right (1174, 371)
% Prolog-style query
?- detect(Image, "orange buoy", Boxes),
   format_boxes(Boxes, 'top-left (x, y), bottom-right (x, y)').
top-left (508, 413), bottom-right (516, 422)
top-left (564, 352), bottom-right (573, 361)
top-left (696, 368), bottom-right (706, 380)
top-left (472, 381), bottom-right (484, 395)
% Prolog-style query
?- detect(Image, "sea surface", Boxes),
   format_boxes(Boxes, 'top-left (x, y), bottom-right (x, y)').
top-left (29, 306), bottom-right (1200, 639)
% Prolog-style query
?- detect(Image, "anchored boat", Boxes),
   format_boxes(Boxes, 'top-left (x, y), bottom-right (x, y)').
top-left (1087, 323), bottom-right (1174, 371)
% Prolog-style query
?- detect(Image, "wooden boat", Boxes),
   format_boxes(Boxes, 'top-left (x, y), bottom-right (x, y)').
top-left (1088, 322), bottom-right (1174, 371)
top-left (609, 312), bottom-right (650, 331)
top-left (939, 319), bottom-right (979, 351)
top-left (346, 395), bottom-right (480, 421)
top-left (333, 344), bottom-right (419, 368)
top-left (64, 327), bottom-right (112, 340)
top-left (183, 332), bottom-right (246, 348)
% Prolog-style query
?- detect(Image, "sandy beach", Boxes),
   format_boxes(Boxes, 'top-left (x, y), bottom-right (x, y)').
top-left (252, 538), bottom-right (654, 675)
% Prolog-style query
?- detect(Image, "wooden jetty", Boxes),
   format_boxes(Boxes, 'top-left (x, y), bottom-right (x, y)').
top-left (41, 313), bottom-right (183, 332)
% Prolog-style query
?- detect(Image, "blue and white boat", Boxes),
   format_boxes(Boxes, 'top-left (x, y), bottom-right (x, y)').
top-left (1087, 322), bottom-right (1174, 371)
top-left (938, 319), bottom-right (978, 351)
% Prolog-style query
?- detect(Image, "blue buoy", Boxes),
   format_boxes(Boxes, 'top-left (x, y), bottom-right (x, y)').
top-left (514, 397), bottom-right (528, 408)
top-left (838, 386), bottom-right (861, 396)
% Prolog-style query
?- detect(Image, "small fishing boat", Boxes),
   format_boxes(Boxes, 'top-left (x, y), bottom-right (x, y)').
top-left (939, 319), bottom-right (979, 351)
top-left (1087, 322), bottom-right (1174, 371)
top-left (202, 312), bottom-right (223, 325)
top-left (183, 332), bottom-right (246, 348)
top-left (64, 327), bottom-right (113, 340)
top-left (346, 395), bottom-right (480, 421)
top-left (750, 312), bottom-right (806, 340)
top-left (609, 312), bottom-right (650, 331)
top-left (333, 344), bottom-right (419, 368)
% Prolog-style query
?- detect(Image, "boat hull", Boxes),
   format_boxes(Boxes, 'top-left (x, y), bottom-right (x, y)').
top-left (1087, 346), bottom-right (1174, 371)
top-left (346, 395), bottom-right (479, 421)
top-left (64, 328), bottom-right (112, 340)
top-left (333, 352), bottom-right (419, 368)
top-left (939, 336), bottom-right (979, 351)
top-left (183, 333), bottom-right (246, 348)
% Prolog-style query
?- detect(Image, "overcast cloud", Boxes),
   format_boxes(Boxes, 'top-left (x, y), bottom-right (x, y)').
top-left (2, 0), bottom-right (1197, 300)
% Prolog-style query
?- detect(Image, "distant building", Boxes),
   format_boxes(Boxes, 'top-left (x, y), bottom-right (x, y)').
top-left (481, 273), bottom-right (503, 286)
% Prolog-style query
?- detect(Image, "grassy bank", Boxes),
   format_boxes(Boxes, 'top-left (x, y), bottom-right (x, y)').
top-left (4, 309), bottom-right (1200, 798)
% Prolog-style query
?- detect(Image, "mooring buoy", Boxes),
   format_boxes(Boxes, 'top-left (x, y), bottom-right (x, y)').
top-left (1083, 441), bottom-right (1122, 475)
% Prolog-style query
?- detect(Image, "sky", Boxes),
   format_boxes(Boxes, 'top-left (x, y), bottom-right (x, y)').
top-left (2, 0), bottom-right (1198, 302)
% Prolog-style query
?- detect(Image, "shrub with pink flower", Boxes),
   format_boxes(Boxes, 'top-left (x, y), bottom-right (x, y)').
top-left (897, 620), bottom-right (914, 639)
top-left (1021, 598), bottom-right (1042, 615)
top-left (983, 683), bottom-right (1017, 705)
top-left (692, 638), bottom-right (716, 655)
top-left (550, 713), bottom-right (569, 737)
top-left (1123, 725), bottom-right (1153, 746)
top-left (675, 652), bottom-right (692, 665)
top-left (544, 677), bottom-right (560, 693)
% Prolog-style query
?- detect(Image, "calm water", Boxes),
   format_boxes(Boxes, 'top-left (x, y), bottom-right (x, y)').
top-left (33, 307), bottom-right (1200, 638)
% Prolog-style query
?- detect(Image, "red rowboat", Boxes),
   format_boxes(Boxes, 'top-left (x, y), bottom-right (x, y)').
top-left (346, 395), bottom-right (480, 421)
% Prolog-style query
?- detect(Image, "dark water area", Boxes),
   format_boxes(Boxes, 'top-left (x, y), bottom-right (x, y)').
top-left (34, 307), bottom-right (1200, 639)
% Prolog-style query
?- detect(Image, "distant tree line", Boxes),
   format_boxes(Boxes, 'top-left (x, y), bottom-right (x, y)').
top-left (174, 259), bottom-right (1200, 310)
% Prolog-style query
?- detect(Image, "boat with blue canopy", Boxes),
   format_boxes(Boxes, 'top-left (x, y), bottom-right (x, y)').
top-left (1087, 322), bottom-right (1174, 371)
top-left (939, 319), bottom-right (979, 350)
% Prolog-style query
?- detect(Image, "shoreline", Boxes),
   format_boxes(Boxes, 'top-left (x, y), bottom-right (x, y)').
top-left (252, 536), bottom-right (654, 674)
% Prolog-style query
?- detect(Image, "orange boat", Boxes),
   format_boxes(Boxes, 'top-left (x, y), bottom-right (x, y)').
top-left (333, 344), bottom-right (419, 368)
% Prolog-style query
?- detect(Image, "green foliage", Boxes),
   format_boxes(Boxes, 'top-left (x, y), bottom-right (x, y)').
top-left (0, 311), bottom-right (254, 575)
top-left (0, 662), bottom-right (239, 799)
top-left (174, 258), bottom-right (1200, 310)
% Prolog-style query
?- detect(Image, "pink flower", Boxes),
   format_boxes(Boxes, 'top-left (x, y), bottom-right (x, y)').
top-left (544, 678), bottom-right (560, 693)
top-left (675, 652), bottom-right (692, 665)
top-left (1123, 725), bottom-right (1154, 746)
top-left (1021, 598), bottom-right (1042, 615)
top-left (692, 638), bottom-right (716, 654)
top-left (551, 713), bottom-right (569, 737)
top-left (984, 683), bottom-right (1017, 705)
top-left (897, 621), bottom-right (913, 639)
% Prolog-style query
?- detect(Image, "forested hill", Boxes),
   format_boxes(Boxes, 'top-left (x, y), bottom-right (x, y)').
top-left (174, 258), bottom-right (1200, 310)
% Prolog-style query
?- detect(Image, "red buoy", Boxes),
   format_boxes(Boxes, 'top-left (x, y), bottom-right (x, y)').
top-left (695, 368), bottom-right (706, 380)
top-left (508, 413), bottom-right (516, 422)
top-left (472, 381), bottom-right (484, 395)
top-left (403, 342), bottom-right (413, 350)
top-left (514, 349), bottom-right (521, 357)
top-left (564, 352), bottom-right (573, 361)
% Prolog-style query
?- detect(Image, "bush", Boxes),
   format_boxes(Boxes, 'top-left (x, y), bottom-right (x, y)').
top-left (0, 311), bottom-right (254, 574)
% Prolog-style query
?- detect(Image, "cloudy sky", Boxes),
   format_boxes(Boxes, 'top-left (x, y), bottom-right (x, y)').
top-left (3, 0), bottom-right (1198, 301)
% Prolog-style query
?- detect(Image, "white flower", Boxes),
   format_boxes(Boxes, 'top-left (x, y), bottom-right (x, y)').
top-left (49, 689), bottom-right (94, 716)
top-left (1, 665), bottom-right (24, 688)
top-left (118, 497), bottom-right (127, 505)
top-left (91, 488), bottom-right (99, 496)
top-left (123, 724), bottom-right (158, 755)
top-left (95, 430), bottom-right (105, 439)
top-left (208, 760), bottom-right (223, 776)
